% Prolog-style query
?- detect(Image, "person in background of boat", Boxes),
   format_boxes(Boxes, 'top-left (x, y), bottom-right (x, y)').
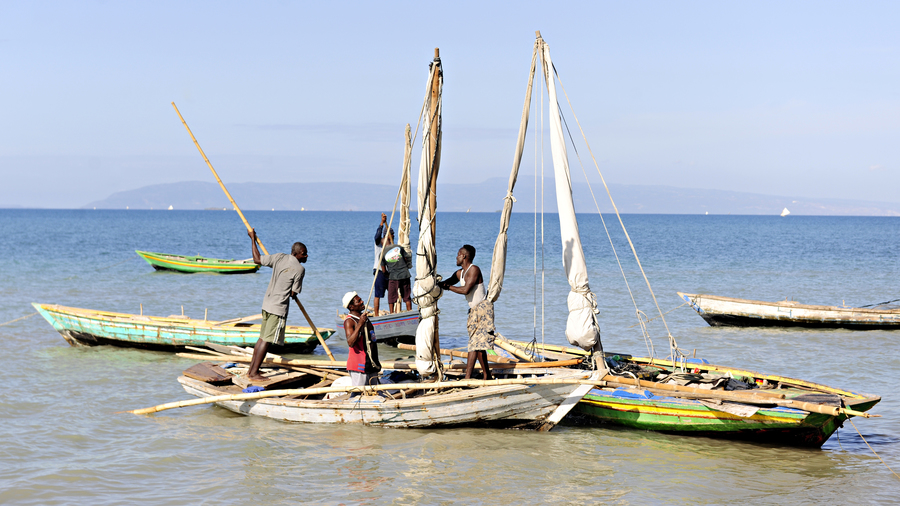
top-left (439, 245), bottom-right (494, 380)
top-left (342, 291), bottom-right (381, 387)
top-left (373, 213), bottom-right (394, 316)
top-left (245, 228), bottom-right (307, 383)
top-left (381, 231), bottom-right (413, 314)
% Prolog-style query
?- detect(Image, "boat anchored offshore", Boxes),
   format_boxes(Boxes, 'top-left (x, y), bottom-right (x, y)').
top-left (136, 250), bottom-right (259, 274)
top-left (678, 292), bottom-right (900, 329)
top-left (33, 303), bottom-right (334, 353)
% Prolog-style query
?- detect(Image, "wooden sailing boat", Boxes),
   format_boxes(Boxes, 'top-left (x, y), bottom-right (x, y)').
top-left (147, 48), bottom-right (594, 430)
top-left (678, 292), bottom-right (900, 329)
top-left (486, 32), bottom-right (880, 447)
top-left (135, 250), bottom-right (259, 274)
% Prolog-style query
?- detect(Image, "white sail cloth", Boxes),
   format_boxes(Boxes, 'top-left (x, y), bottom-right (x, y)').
top-left (413, 59), bottom-right (443, 375)
top-left (399, 124), bottom-right (412, 257)
top-left (540, 39), bottom-right (601, 351)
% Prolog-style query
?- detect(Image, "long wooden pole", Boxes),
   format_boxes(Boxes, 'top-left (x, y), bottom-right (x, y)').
top-left (171, 101), bottom-right (335, 360)
top-left (171, 101), bottom-right (268, 255)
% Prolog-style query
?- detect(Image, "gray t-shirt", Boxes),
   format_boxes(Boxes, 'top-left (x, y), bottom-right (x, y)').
top-left (260, 253), bottom-right (305, 317)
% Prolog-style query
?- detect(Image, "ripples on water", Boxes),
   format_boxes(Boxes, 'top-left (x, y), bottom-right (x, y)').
top-left (0, 210), bottom-right (897, 504)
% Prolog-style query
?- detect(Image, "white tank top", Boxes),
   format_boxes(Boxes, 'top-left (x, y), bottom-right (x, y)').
top-left (460, 264), bottom-right (486, 309)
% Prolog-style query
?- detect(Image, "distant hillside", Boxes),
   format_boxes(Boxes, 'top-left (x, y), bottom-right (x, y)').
top-left (82, 179), bottom-right (900, 216)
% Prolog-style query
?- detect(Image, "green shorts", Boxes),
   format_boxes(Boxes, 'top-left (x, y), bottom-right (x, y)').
top-left (259, 309), bottom-right (286, 345)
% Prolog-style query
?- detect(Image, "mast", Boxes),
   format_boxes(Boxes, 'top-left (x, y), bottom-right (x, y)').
top-left (537, 33), bottom-right (604, 361)
top-left (413, 49), bottom-right (444, 376)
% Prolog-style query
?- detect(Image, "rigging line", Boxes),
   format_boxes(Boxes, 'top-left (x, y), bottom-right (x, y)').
top-left (551, 62), bottom-right (679, 353)
top-left (0, 312), bottom-right (38, 327)
top-left (626, 302), bottom-right (689, 329)
top-left (533, 62), bottom-right (539, 344)
top-left (848, 417), bottom-right (900, 481)
top-left (364, 77), bottom-right (432, 310)
top-left (554, 98), bottom-right (653, 358)
top-left (859, 298), bottom-right (900, 308)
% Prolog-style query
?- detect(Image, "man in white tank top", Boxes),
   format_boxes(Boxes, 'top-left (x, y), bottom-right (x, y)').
top-left (439, 244), bottom-right (493, 380)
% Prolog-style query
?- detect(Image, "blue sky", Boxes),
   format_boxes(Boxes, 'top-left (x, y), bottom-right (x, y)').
top-left (1, 1), bottom-right (898, 208)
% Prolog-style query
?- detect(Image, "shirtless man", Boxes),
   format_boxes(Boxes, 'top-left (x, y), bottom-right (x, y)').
top-left (439, 245), bottom-right (493, 380)
top-left (246, 228), bottom-right (307, 383)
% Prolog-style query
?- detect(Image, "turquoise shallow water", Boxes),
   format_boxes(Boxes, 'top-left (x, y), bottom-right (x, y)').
top-left (1, 209), bottom-right (898, 504)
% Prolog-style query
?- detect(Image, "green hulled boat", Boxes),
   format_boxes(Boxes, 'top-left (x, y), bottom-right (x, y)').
top-left (136, 250), bottom-right (260, 274)
top-left (33, 303), bottom-right (333, 354)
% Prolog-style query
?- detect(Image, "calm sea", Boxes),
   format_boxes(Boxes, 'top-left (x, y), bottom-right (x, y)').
top-left (1, 209), bottom-right (898, 504)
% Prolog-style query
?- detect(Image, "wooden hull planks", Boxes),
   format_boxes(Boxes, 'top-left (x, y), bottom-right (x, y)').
top-left (177, 368), bottom-right (591, 429)
top-left (33, 303), bottom-right (333, 353)
top-left (679, 292), bottom-right (900, 329)
top-left (136, 250), bottom-right (260, 274)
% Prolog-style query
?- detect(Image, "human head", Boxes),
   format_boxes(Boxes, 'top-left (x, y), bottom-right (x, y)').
top-left (457, 244), bottom-right (476, 266)
top-left (292, 242), bottom-right (308, 263)
top-left (342, 291), bottom-right (360, 310)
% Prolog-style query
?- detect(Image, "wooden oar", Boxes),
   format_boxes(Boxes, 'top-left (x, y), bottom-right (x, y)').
top-left (172, 101), bottom-right (335, 361)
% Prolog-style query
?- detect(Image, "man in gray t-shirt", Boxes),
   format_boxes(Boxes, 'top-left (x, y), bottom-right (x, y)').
top-left (246, 228), bottom-right (307, 382)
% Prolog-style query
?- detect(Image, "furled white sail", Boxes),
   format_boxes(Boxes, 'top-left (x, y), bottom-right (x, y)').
top-left (412, 52), bottom-right (443, 375)
top-left (487, 41), bottom-right (538, 303)
top-left (539, 35), bottom-right (601, 352)
top-left (399, 124), bottom-right (412, 256)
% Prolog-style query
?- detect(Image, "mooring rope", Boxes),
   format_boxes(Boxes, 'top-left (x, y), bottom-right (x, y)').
top-left (0, 312), bottom-right (38, 327)
top-left (848, 417), bottom-right (900, 480)
top-left (96, 254), bottom-right (140, 272)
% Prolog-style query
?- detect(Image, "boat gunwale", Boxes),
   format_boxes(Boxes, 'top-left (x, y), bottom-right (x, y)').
top-left (678, 292), bottom-right (900, 315)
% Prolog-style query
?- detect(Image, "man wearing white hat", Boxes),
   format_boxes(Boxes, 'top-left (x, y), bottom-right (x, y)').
top-left (342, 291), bottom-right (381, 387)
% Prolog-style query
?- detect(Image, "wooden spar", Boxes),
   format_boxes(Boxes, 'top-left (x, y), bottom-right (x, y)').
top-left (428, 48), bottom-right (442, 354)
top-left (292, 296), bottom-right (336, 361)
top-left (129, 374), bottom-right (593, 415)
top-left (171, 102), bottom-right (268, 255)
top-left (174, 352), bottom-right (582, 370)
top-left (494, 335), bottom-right (537, 362)
top-left (170, 102), bottom-right (334, 360)
top-left (396, 342), bottom-right (516, 363)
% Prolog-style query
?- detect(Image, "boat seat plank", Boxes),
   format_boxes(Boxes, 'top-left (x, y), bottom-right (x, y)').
top-left (183, 362), bottom-right (233, 385)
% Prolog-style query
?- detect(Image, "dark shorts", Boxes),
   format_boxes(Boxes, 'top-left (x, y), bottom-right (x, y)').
top-left (388, 278), bottom-right (411, 305)
top-left (373, 270), bottom-right (388, 298)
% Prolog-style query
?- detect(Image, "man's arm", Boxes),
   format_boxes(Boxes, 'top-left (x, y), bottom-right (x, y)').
top-left (374, 213), bottom-right (387, 245)
top-left (344, 313), bottom-right (369, 348)
top-left (248, 229), bottom-right (262, 265)
top-left (439, 270), bottom-right (461, 292)
top-left (445, 266), bottom-right (481, 296)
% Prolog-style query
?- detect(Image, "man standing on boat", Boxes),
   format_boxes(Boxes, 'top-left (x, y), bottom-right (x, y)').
top-left (439, 245), bottom-right (494, 380)
top-left (381, 231), bottom-right (413, 313)
top-left (342, 291), bottom-right (381, 386)
top-left (245, 228), bottom-right (307, 383)
top-left (373, 213), bottom-right (393, 316)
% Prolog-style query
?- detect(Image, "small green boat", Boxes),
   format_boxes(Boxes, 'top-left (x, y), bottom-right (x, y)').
top-left (136, 250), bottom-right (259, 274)
top-left (33, 303), bottom-right (333, 354)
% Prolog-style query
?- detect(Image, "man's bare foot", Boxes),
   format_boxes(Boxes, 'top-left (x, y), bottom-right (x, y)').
top-left (247, 373), bottom-right (268, 383)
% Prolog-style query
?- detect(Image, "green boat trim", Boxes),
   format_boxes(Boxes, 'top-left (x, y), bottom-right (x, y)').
top-left (33, 303), bottom-right (332, 354)
top-left (503, 339), bottom-right (880, 447)
top-left (136, 250), bottom-right (260, 274)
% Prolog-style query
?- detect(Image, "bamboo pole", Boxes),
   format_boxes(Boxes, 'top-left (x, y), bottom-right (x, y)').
top-left (171, 101), bottom-right (267, 255)
top-left (494, 335), bottom-right (536, 362)
top-left (173, 352), bottom-right (581, 370)
top-left (171, 101), bottom-right (335, 360)
top-left (396, 343), bottom-right (516, 363)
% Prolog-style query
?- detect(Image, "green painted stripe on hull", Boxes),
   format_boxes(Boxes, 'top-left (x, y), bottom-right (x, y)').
top-left (136, 250), bottom-right (260, 274)
top-left (576, 392), bottom-right (843, 447)
top-left (33, 303), bottom-right (332, 352)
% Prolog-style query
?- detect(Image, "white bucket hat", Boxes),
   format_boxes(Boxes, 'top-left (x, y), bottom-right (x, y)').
top-left (342, 291), bottom-right (359, 309)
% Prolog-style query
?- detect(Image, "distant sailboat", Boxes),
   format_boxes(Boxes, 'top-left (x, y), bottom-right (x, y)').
top-left (781, 207), bottom-right (790, 217)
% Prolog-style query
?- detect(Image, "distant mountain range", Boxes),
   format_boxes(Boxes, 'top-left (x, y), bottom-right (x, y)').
top-left (81, 178), bottom-right (900, 216)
